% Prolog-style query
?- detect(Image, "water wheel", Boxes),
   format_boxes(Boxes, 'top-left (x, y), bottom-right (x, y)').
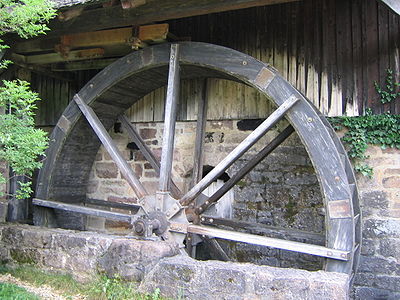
top-left (33, 42), bottom-right (361, 279)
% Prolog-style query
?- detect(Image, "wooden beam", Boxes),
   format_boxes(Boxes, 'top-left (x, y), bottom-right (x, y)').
top-left (46, 0), bottom-right (300, 36)
top-left (12, 48), bottom-right (105, 65)
top-left (85, 198), bottom-right (141, 212)
top-left (51, 58), bottom-right (117, 71)
top-left (74, 94), bottom-right (148, 199)
top-left (14, 62), bottom-right (74, 81)
top-left (199, 216), bottom-right (325, 244)
top-left (33, 198), bottom-right (136, 223)
top-left (173, 224), bottom-right (350, 261)
top-left (159, 44), bottom-right (180, 193)
top-left (13, 24), bottom-right (169, 53)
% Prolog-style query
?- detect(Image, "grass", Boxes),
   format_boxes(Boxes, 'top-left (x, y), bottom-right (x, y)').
top-left (0, 264), bottom-right (166, 300)
top-left (0, 282), bottom-right (40, 300)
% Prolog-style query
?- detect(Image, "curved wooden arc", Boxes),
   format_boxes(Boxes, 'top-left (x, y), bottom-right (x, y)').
top-left (35, 42), bottom-right (360, 275)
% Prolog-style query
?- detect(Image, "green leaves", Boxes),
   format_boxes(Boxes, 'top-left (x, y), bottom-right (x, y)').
top-left (329, 113), bottom-right (400, 178)
top-left (0, 0), bottom-right (56, 39)
top-left (0, 80), bottom-right (40, 118)
top-left (374, 69), bottom-right (400, 104)
top-left (0, 80), bottom-right (48, 200)
top-left (0, 0), bottom-right (55, 200)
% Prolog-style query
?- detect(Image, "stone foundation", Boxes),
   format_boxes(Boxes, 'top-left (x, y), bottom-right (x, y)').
top-left (0, 224), bottom-right (349, 300)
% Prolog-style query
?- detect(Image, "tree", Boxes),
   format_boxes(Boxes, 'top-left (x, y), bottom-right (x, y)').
top-left (0, 0), bottom-right (56, 199)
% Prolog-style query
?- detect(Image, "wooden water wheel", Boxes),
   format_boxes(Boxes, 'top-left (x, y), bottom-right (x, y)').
top-left (33, 42), bottom-right (361, 279)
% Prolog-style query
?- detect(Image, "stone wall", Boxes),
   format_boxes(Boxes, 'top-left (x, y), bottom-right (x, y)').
top-left (353, 146), bottom-right (400, 299)
top-left (0, 224), bottom-right (350, 300)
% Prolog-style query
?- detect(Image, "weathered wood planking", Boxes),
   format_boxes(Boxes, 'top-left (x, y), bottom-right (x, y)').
top-left (165, 0), bottom-right (399, 116)
top-left (125, 0), bottom-right (400, 120)
top-left (26, 0), bottom-right (400, 123)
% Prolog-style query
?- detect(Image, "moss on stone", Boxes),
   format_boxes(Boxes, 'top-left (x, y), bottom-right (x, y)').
top-left (10, 249), bottom-right (36, 265)
top-left (284, 200), bottom-right (298, 224)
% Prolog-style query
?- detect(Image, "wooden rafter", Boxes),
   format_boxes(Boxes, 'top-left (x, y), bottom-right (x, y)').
top-left (46, 0), bottom-right (300, 36)
top-left (14, 24), bottom-right (169, 54)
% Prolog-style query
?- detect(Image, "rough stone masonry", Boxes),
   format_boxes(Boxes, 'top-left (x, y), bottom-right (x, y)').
top-left (0, 224), bottom-right (350, 300)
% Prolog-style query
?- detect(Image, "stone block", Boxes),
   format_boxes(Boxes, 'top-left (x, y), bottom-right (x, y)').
top-left (361, 191), bottom-right (389, 211)
top-left (107, 195), bottom-right (137, 203)
top-left (361, 239), bottom-right (376, 256)
top-left (363, 219), bottom-right (400, 238)
top-left (98, 180), bottom-right (128, 196)
top-left (382, 176), bottom-right (400, 188)
top-left (358, 255), bottom-right (397, 274)
top-left (0, 201), bottom-right (7, 222)
top-left (384, 168), bottom-right (400, 176)
top-left (95, 162), bottom-right (119, 178)
top-left (0, 246), bottom-right (10, 262)
top-left (379, 238), bottom-right (400, 259)
top-left (139, 128), bottom-right (157, 140)
top-left (140, 255), bottom-right (349, 300)
top-left (86, 216), bottom-right (105, 232)
top-left (373, 275), bottom-right (400, 292)
top-left (97, 239), bottom-right (179, 281)
top-left (354, 287), bottom-right (400, 300)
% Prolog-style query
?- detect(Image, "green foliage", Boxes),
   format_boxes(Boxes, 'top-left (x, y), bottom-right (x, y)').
top-left (374, 69), bottom-right (400, 104)
top-left (0, 0), bottom-right (55, 199)
top-left (0, 282), bottom-right (40, 300)
top-left (329, 110), bottom-right (400, 177)
top-left (0, 81), bottom-right (48, 199)
top-left (91, 275), bottom-right (164, 300)
top-left (0, 0), bottom-right (56, 39)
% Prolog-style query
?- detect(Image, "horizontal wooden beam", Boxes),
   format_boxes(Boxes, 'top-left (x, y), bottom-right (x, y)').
top-left (12, 48), bottom-right (105, 64)
top-left (14, 24), bottom-right (169, 54)
top-left (51, 58), bottom-right (118, 71)
top-left (169, 223), bottom-right (350, 261)
top-left (33, 198), bottom-right (136, 222)
top-left (46, 0), bottom-right (300, 36)
top-left (85, 198), bottom-right (141, 212)
top-left (199, 216), bottom-right (325, 244)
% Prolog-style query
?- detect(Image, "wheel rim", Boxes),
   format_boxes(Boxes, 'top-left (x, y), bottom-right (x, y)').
top-left (35, 42), bottom-right (361, 278)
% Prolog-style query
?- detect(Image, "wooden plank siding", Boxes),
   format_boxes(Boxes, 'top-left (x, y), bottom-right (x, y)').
top-left (31, 0), bottom-right (399, 126)
top-left (128, 0), bottom-right (399, 122)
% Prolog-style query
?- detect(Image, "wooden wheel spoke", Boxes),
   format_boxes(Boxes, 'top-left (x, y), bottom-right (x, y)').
top-left (159, 43), bottom-right (180, 193)
top-left (119, 114), bottom-right (182, 198)
top-left (180, 96), bottom-right (299, 206)
top-left (182, 224), bottom-right (349, 261)
top-left (74, 95), bottom-right (148, 199)
top-left (199, 216), bottom-right (325, 245)
top-left (195, 126), bottom-right (294, 214)
top-left (202, 236), bottom-right (230, 261)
